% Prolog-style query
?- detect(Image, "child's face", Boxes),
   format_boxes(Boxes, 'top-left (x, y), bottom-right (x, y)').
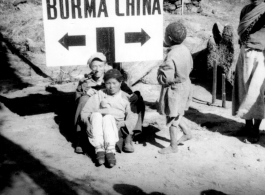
top-left (90, 60), bottom-right (105, 78)
top-left (164, 34), bottom-right (173, 47)
top-left (105, 78), bottom-right (121, 95)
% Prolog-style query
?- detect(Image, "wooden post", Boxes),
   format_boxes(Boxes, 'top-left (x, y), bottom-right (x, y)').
top-left (222, 73), bottom-right (226, 108)
top-left (182, 0), bottom-right (184, 15)
top-left (212, 60), bottom-right (217, 104)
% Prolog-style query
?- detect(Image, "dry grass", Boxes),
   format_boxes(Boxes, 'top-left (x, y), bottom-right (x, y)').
top-left (0, 1), bottom-right (44, 46)
top-left (0, 0), bottom-right (251, 83)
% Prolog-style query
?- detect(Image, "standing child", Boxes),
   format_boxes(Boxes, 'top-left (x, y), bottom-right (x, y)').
top-left (157, 22), bottom-right (193, 154)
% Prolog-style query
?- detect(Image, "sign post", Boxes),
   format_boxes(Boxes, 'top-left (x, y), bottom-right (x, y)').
top-left (42, 0), bottom-right (163, 67)
top-left (212, 60), bottom-right (217, 104)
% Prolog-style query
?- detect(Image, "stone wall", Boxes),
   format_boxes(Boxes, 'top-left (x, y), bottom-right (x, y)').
top-left (164, 0), bottom-right (203, 14)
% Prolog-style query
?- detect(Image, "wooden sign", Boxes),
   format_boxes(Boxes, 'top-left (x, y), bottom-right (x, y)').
top-left (42, 0), bottom-right (163, 67)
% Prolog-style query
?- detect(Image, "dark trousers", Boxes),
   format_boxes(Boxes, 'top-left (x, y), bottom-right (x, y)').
top-left (74, 95), bottom-right (90, 132)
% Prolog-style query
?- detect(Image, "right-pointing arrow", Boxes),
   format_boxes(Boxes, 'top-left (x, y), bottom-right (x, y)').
top-left (125, 29), bottom-right (151, 46)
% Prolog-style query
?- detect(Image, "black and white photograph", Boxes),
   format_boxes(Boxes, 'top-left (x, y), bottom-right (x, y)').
top-left (0, 0), bottom-right (265, 194)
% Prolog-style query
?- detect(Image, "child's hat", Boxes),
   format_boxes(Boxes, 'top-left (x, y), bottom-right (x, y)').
top-left (166, 22), bottom-right (187, 44)
top-left (87, 52), bottom-right (106, 67)
top-left (103, 69), bottom-right (123, 82)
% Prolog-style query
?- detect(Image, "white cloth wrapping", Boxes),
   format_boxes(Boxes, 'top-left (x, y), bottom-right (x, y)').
top-left (81, 89), bottom-right (138, 153)
top-left (232, 46), bottom-right (265, 119)
top-left (89, 112), bottom-right (119, 153)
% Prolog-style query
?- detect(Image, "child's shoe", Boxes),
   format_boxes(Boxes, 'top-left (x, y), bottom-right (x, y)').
top-left (96, 151), bottom-right (105, 165)
top-left (106, 153), bottom-right (116, 168)
top-left (123, 134), bottom-right (134, 153)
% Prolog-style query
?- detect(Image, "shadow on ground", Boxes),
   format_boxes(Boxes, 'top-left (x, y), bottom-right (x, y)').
top-left (185, 107), bottom-right (243, 135)
top-left (134, 125), bottom-right (170, 149)
top-left (0, 86), bottom-right (76, 145)
top-left (0, 133), bottom-right (100, 195)
top-left (113, 184), bottom-right (165, 195)
top-left (185, 107), bottom-right (265, 148)
top-left (201, 189), bottom-right (229, 195)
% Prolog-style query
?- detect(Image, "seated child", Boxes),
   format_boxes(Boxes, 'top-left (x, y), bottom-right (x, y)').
top-left (74, 53), bottom-right (144, 154)
top-left (80, 69), bottom-right (137, 167)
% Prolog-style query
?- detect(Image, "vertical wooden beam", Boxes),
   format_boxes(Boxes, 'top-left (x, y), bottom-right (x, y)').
top-left (182, 0), bottom-right (184, 15)
top-left (222, 73), bottom-right (226, 108)
top-left (212, 60), bottom-right (217, 104)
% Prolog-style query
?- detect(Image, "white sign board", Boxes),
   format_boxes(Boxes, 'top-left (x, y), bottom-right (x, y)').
top-left (42, 0), bottom-right (163, 67)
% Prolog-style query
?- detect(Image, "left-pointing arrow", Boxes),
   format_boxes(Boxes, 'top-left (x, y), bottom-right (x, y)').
top-left (59, 33), bottom-right (86, 50)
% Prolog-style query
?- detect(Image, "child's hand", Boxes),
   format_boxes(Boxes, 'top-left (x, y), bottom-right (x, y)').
top-left (86, 88), bottom-right (97, 97)
top-left (87, 128), bottom-right (93, 138)
top-left (129, 93), bottom-right (138, 104)
top-left (236, 109), bottom-right (247, 118)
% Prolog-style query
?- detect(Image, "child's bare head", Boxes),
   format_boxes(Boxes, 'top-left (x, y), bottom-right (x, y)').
top-left (100, 100), bottom-right (110, 108)
top-left (164, 22), bottom-right (187, 47)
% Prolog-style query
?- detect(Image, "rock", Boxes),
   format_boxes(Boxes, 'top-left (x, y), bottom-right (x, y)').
top-left (192, 1), bottom-right (201, 7)
top-left (192, 84), bottom-right (212, 102)
top-left (140, 65), bottom-right (160, 85)
top-left (168, 0), bottom-right (178, 3)
top-left (6, 53), bottom-right (31, 77)
top-left (173, 8), bottom-right (182, 15)
top-left (13, 0), bottom-right (27, 6)
top-left (196, 30), bottom-right (212, 40)
top-left (132, 82), bottom-right (161, 103)
top-left (168, 3), bottom-right (177, 11)
top-left (207, 36), bottom-right (218, 69)
top-left (181, 19), bottom-right (203, 35)
top-left (175, 1), bottom-right (182, 7)
top-left (205, 24), bottom-right (235, 84)
top-left (41, 47), bottom-right (45, 53)
top-left (183, 36), bottom-right (206, 54)
top-left (164, 2), bottom-right (177, 12)
top-left (25, 38), bottom-right (42, 53)
top-left (218, 25), bottom-right (234, 77)
top-left (197, 6), bottom-right (203, 13)
top-left (49, 66), bottom-right (89, 84)
top-left (212, 22), bottom-right (224, 45)
top-left (122, 60), bottom-right (162, 86)
top-left (27, 0), bottom-right (42, 5)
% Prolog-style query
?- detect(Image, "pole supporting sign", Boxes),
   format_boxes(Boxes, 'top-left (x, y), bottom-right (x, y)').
top-left (42, 0), bottom-right (163, 67)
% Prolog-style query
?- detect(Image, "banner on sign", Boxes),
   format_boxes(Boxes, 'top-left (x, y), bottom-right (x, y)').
top-left (42, 0), bottom-right (163, 67)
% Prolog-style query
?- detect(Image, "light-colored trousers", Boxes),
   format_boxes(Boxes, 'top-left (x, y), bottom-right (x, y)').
top-left (232, 46), bottom-right (265, 119)
top-left (89, 112), bottom-right (119, 153)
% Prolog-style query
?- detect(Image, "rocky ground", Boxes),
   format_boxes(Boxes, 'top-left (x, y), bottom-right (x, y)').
top-left (1, 0), bottom-right (265, 195)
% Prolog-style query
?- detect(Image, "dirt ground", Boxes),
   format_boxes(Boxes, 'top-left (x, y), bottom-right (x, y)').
top-left (1, 38), bottom-right (265, 195)
top-left (1, 0), bottom-right (265, 195)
